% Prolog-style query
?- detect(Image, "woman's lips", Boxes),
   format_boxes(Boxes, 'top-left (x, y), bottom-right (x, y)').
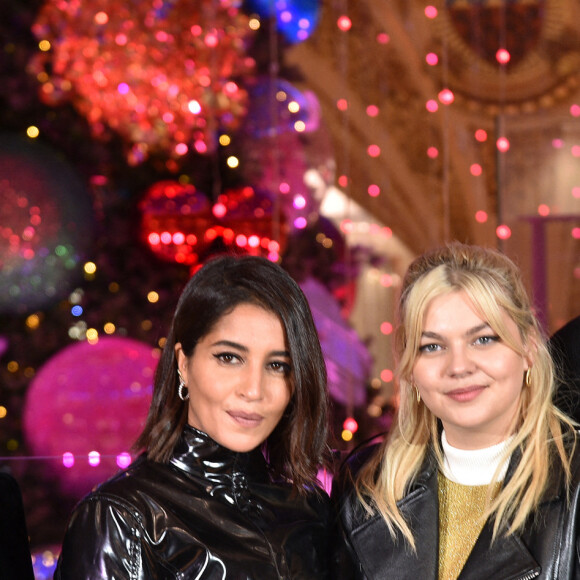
top-left (445, 385), bottom-right (486, 402)
top-left (227, 411), bottom-right (263, 427)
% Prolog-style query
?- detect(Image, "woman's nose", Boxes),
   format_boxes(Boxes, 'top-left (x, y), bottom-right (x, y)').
top-left (237, 367), bottom-right (264, 400)
top-left (446, 345), bottom-right (475, 377)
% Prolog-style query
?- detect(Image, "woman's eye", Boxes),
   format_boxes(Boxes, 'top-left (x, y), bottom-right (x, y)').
top-left (269, 361), bottom-right (291, 376)
top-left (474, 335), bottom-right (499, 346)
top-left (214, 352), bottom-right (241, 364)
top-left (419, 343), bottom-right (441, 353)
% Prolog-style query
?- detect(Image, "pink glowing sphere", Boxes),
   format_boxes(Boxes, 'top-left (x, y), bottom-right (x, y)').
top-left (23, 336), bottom-right (158, 497)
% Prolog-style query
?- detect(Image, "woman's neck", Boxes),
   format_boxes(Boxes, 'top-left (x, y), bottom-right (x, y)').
top-left (441, 430), bottom-right (513, 486)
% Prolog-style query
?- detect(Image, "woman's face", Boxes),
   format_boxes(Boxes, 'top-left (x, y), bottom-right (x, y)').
top-left (412, 290), bottom-right (531, 450)
top-left (175, 303), bottom-right (293, 452)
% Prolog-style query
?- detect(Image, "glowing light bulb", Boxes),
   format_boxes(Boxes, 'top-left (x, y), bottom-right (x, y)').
top-left (380, 321), bottom-right (393, 335)
top-left (475, 129), bottom-right (487, 142)
top-left (496, 48), bottom-right (510, 64)
top-left (470, 164), bottom-right (482, 176)
top-left (62, 452), bottom-right (75, 468)
top-left (426, 99), bottom-right (438, 113)
top-left (425, 6), bottom-right (438, 18)
top-left (343, 417), bottom-right (359, 433)
top-left (337, 15), bottom-right (352, 31)
top-left (212, 202), bottom-right (227, 218)
top-left (496, 137), bottom-right (510, 152)
top-left (496, 225), bottom-right (512, 240)
top-left (426, 52), bottom-right (438, 66)
top-left (438, 88), bottom-right (454, 105)
top-left (117, 452), bottom-right (132, 469)
top-left (538, 204), bottom-right (550, 216)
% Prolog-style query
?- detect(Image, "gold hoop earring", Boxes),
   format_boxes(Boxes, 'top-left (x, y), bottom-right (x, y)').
top-left (524, 368), bottom-right (532, 388)
top-left (414, 385), bottom-right (421, 403)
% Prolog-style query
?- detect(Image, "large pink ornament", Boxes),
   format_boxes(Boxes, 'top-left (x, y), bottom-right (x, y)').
top-left (30, 0), bottom-right (255, 162)
top-left (23, 337), bottom-right (158, 497)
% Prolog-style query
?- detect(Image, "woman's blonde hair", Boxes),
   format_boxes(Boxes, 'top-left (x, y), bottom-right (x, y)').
top-left (357, 242), bottom-right (576, 548)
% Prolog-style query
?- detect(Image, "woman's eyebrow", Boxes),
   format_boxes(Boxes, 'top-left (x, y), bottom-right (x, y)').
top-left (210, 339), bottom-right (248, 352)
top-left (420, 323), bottom-right (492, 341)
top-left (209, 340), bottom-right (291, 358)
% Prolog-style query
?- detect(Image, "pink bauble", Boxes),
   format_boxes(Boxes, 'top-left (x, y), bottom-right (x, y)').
top-left (23, 337), bottom-right (158, 497)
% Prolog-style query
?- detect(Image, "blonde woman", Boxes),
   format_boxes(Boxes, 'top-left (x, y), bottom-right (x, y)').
top-left (333, 243), bottom-right (580, 580)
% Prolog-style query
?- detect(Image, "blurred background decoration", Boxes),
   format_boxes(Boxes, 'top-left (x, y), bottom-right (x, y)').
top-left (29, 0), bottom-right (255, 163)
top-left (1, 1), bottom-right (579, 575)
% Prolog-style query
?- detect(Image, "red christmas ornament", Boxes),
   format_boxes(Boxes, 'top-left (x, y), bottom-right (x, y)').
top-left (139, 180), bottom-right (213, 266)
top-left (210, 185), bottom-right (289, 261)
top-left (140, 181), bottom-right (288, 266)
top-left (30, 0), bottom-right (256, 162)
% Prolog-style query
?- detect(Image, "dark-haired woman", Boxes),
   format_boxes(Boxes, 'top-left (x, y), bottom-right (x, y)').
top-left (55, 254), bottom-right (331, 579)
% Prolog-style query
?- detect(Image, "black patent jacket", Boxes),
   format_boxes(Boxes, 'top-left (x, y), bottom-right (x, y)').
top-left (54, 426), bottom-right (330, 579)
top-left (333, 441), bottom-right (580, 580)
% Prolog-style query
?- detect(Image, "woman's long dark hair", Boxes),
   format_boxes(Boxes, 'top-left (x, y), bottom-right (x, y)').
top-left (135, 254), bottom-right (330, 492)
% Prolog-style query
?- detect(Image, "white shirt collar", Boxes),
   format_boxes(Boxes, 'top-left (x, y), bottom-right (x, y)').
top-left (441, 430), bottom-right (513, 486)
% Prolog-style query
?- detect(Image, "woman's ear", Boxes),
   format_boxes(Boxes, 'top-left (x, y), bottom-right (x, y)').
top-left (175, 343), bottom-right (186, 374)
top-left (523, 331), bottom-right (539, 370)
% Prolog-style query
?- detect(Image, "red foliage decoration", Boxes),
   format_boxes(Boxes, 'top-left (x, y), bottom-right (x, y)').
top-left (29, 0), bottom-right (256, 163)
top-left (140, 180), bottom-right (288, 266)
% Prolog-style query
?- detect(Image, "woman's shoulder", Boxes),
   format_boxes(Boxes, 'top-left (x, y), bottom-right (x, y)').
top-left (330, 437), bottom-right (384, 515)
top-left (538, 430), bottom-right (580, 498)
top-left (333, 435), bottom-right (385, 489)
top-left (75, 453), bottom-right (181, 515)
top-left (566, 431), bottom-right (580, 481)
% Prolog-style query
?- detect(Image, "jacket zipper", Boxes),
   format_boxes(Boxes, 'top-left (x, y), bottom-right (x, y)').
top-left (517, 572), bottom-right (540, 580)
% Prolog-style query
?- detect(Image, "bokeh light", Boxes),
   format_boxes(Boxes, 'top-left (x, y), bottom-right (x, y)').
top-left (496, 224), bottom-right (512, 239)
top-left (496, 137), bottom-right (510, 152)
top-left (30, 0), bottom-right (256, 161)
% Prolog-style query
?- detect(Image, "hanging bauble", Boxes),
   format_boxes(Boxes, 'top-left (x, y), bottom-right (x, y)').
top-left (238, 77), bottom-right (334, 229)
top-left (0, 134), bottom-right (94, 315)
top-left (139, 180), bottom-right (213, 266)
top-left (23, 337), bottom-right (157, 498)
top-left (244, 77), bottom-right (317, 138)
top-left (244, 0), bottom-right (321, 43)
top-left (29, 0), bottom-right (256, 162)
top-left (207, 185), bottom-right (289, 261)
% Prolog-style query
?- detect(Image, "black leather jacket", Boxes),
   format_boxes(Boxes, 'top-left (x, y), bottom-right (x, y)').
top-left (0, 472), bottom-right (35, 580)
top-left (54, 426), bottom-right (330, 579)
top-left (333, 441), bottom-right (580, 580)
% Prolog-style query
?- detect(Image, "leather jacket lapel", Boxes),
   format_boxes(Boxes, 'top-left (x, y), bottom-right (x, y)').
top-left (350, 458), bottom-right (439, 580)
top-left (458, 519), bottom-right (540, 580)
top-left (396, 467), bottom-right (440, 580)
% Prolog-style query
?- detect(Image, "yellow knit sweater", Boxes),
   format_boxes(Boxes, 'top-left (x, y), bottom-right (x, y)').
top-left (437, 473), bottom-right (501, 580)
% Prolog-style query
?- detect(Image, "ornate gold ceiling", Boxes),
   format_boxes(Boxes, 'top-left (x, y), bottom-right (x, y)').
top-left (287, 0), bottom-right (580, 254)
top-left (286, 0), bottom-right (580, 330)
